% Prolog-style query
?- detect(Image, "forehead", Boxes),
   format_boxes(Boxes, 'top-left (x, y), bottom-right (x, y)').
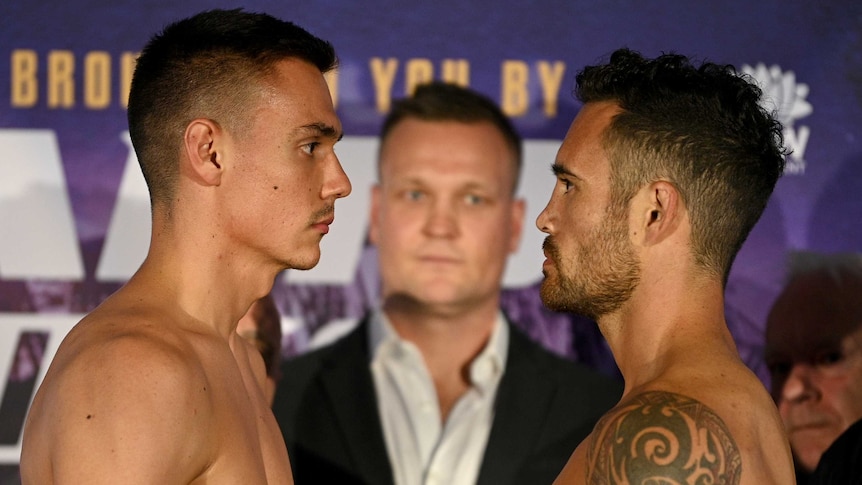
top-left (254, 58), bottom-right (341, 133)
top-left (765, 273), bottom-right (862, 352)
top-left (379, 118), bottom-right (516, 186)
top-left (556, 101), bottom-right (621, 178)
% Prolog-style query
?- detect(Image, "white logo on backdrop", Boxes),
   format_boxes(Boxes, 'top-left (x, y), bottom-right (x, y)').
top-left (741, 63), bottom-right (813, 175)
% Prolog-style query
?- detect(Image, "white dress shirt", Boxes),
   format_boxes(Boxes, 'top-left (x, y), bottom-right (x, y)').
top-left (369, 309), bottom-right (509, 485)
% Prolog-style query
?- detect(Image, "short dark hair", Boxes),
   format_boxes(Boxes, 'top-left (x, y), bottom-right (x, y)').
top-left (379, 81), bottom-right (523, 193)
top-left (576, 48), bottom-right (786, 281)
top-left (127, 8), bottom-right (337, 207)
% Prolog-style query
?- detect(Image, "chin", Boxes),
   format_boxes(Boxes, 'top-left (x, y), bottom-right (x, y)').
top-left (538, 277), bottom-right (567, 310)
top-left (794, 450), bottom-right (821, 476)
top-left (281, 251), bottom-right (321, 271)
top-left (417, 281), bottom-right (469, 302)
top-left (791, 433), bottom-right (836, 473)
top-left (539, 279), bottom-right (600, 320)
top-left (295, 258), bottom-right (321, 271)
top-left (383, 285), bottom-right (465, 311)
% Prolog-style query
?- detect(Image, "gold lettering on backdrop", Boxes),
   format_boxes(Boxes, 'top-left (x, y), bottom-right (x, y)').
top-left (84, 51), bottom-right (111, 109)
top-left (404, 58), bottom-right (434, 95)
top-left (11, 49), bottom-right (38, 107)
top-left (369, 57), bottom-right (472, 113)
top-left (120, 52), bottom-right (137, 108)
top-left (10, 50), bottom-right (137, 109)
top-left (9, 51), bottom-right (563, 118)
top-left (537, 61), bottom-right (565, 117)
top-left (441, 59), bottom-right (470, 87)
top-left (501, 60), bottom-right (529, 116)
top-left (370, 57), bottom-right (398, 112)
top-left (324, 69), bottom-right (339, 109)
top-left (48, 50), bottom-right (75, 108)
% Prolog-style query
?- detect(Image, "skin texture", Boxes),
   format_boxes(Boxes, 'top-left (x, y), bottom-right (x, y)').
top-left (20, 58), bottom-right (351, 485)
top-left (586, 391), bottom-right (741, 483)
top-left (538, 101), bottom-right (795, 484)
top-left (537, 131), bottom-right (639, 321)
top-left (370, 118), bottom-right (524, 421)
top-left (765, 271), bottom-right (862, 473)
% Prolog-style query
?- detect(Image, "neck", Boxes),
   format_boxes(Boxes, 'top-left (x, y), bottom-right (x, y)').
top-left (597, 268), bottom-right (738, 391)
top-left (130, 218), bottom-right (280, 339)
top-left (383, 295), bottom-right (499, 377)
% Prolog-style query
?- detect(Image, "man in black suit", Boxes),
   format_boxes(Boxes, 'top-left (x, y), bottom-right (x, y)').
top-left (272, 82), bottom-right (621, 485)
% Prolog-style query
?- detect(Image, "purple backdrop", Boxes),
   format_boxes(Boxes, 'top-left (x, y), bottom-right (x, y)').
top-left (1, 0), bottom-right (860, 479)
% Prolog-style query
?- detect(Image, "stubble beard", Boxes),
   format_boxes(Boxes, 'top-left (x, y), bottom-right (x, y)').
top-left (540, 210), bottom-right (640, 321)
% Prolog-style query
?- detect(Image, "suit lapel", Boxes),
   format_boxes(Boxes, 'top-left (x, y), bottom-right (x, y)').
top-left (476, 327), bottom-right (556, 485)
top-left (319, 318), bottom-right (395, 485)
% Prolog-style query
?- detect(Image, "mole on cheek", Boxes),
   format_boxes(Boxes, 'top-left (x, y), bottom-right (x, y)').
top-left (273, 186), bottom-right (278, 190)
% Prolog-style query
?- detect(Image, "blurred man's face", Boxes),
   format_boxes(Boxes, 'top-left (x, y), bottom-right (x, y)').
top-left (370, 119), bottom-right (524, 315)
top-left (765, 272), bottom-right (862, 472)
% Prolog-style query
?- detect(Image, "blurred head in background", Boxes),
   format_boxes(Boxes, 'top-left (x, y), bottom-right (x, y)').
top-left (765, 251), bottom-right (862, 473)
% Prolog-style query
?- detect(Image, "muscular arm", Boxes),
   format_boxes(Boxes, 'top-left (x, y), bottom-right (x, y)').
top-left (585, 390), bottom-right (742, 484)
top-left (22, 333), bottom-right (213, 484)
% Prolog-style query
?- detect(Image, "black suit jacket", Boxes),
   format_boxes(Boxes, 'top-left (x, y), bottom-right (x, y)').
top-left (272, 316), bottom-right (622, 485)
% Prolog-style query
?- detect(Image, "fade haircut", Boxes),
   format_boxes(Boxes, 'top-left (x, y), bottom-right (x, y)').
top-left (127, 8), bottom-right (337, 207)
top-left (575, 48), bottom-right (786, 282)
top-left (379, 81), bottom-right (523, 193)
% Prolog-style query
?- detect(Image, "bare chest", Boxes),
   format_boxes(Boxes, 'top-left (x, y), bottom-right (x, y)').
top-left (192, 354), bottom-right (292, 484)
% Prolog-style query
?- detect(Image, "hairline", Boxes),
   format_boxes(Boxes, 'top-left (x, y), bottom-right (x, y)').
top-left (377, 116), bottom-right (522, 195)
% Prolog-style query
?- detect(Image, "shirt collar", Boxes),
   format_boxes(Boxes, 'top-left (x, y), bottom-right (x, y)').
top-left (368, 308), bottom-right (509, 395)
top-left (369, 308), bottom-right (403, 362)
top-left (469, 313), bottom-right (508, 395)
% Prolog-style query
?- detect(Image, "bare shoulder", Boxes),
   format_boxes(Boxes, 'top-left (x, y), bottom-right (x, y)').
top-left (39, 308), bottom-right (210, 399)
top-left (585, 390), bottom-right (741, 484)
top-left (582, 384), bottom-right (794, 485)
top-left (21, 309), bottom-right (215, 483)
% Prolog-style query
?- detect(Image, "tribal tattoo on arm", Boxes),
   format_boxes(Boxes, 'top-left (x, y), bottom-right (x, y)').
top-left (586, 390), bottom-right (741, 484)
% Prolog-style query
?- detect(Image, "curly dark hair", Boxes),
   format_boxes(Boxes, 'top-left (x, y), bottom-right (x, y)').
top-left (127, 9), bottom-right (337, 207)
top-left (576, 48), bottom-right (786, 281)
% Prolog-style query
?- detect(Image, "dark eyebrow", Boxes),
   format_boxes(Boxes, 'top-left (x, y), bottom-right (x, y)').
top-left (551, 163), bottom-right (578, 179)
top-left (297, 122), bottom-right (343, 141)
